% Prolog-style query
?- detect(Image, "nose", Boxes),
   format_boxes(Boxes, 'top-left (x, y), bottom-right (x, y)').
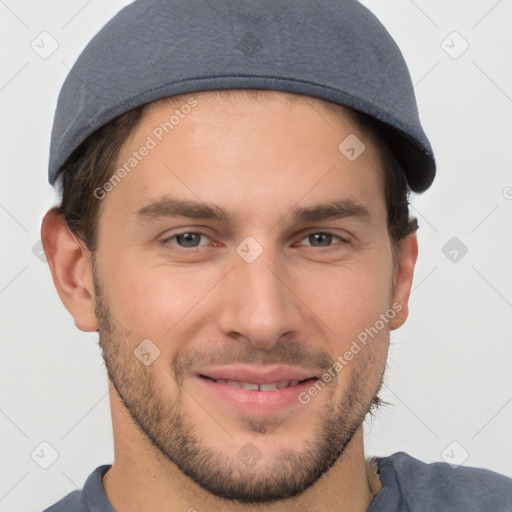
top-left (217, 245), bottom-right (304, 350)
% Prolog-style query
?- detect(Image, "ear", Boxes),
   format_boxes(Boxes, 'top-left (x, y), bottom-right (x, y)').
top-left (389, 232), bottom-right (418, 330)
top-left (41, 208), bottom-right (98, 332)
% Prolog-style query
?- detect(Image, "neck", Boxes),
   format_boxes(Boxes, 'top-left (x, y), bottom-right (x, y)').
top-left (103, 391), bottom-right (379, 512)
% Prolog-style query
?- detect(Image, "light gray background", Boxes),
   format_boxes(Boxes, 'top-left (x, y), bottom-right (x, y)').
top-left (1, 1), bottom-right (511, 510)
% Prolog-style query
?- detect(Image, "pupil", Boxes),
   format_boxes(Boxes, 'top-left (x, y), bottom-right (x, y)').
top-left (177, 233), bottom-right (200, 247)
top-left (310, 233), bottom-right (331, 246)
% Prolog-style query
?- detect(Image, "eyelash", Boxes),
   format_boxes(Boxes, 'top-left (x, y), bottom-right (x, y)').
top-left (160, 230), bottom-right (350, 251)
top-left (160, 230), bottom-right (213, 250)
top-left (296, 232), bottom-right (349, 248)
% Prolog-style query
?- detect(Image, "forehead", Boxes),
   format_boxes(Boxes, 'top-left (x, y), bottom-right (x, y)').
top-left (104, 90), bottom-right (387, 224)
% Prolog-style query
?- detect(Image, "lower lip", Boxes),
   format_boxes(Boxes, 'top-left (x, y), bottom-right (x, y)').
top-left (194, 376), bottom-right (318, 415)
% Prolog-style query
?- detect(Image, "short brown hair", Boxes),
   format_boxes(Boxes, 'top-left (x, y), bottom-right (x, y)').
top-left (56, 90), bottom-right (418, 256)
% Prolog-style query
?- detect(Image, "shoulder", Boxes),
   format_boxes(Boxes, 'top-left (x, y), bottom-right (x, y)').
top-left (376, 451), bottom-right (512, 511)
top-left (42, 491), bottom-right (81, 512)
top-left (41, 465), bottom-right (112, 512)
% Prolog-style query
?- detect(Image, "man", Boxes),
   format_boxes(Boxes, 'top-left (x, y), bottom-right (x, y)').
top-left (40, 0), bottom-right (512, 510)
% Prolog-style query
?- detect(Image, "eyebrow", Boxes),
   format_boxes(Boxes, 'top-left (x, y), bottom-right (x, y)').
top-left (291, 199), bottom-right (371, 224)
top-left (134, 196), bottom-right (371, 225)
top-left (135, 197), bottom-right (235, 224)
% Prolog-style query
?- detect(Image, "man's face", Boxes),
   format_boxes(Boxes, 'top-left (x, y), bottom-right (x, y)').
top-left (92, 91), bottom-right (400, 502)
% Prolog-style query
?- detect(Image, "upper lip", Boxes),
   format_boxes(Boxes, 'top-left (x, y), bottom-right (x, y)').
top-left (197, 365), bottom-right (318, 385)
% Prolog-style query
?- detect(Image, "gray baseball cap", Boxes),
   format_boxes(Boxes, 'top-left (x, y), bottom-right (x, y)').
top-left (49, 0), bottom-right (436, 192)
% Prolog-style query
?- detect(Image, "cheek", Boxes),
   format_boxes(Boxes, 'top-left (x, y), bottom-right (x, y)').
top-left (293, 257), bottom-right (393, 335)
top-left (104, 255), bottom-right (223, 340)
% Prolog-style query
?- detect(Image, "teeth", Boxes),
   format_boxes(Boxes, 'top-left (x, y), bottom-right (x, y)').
top-left (241, 382), bottom-right (259, 391)
top-left (216, 379), bottom-right (302, 391)
top-left (260, 382), bottom-right (278, 391)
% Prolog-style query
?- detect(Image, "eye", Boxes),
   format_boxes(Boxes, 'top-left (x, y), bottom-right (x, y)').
top-left (297, 232), bottom-right (346, 248)
top-left (162, 231), bottom-right (212, 248)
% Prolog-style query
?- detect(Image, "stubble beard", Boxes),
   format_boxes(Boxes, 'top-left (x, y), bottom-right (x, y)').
top-left (93, 266), bottom-right (386, 504)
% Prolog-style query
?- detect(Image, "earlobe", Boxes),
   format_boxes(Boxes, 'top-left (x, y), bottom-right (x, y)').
top-left (41, 208), bottom-right (98, 332)
top-left (389, 232), bottom-right (418, 331)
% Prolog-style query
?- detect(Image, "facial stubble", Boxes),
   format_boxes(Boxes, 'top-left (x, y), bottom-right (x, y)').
top-left (92, 263), bottom-right (386, 504)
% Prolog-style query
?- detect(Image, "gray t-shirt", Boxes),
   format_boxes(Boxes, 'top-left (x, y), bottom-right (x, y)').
top-left (42, 452), bottom-right (512, 511)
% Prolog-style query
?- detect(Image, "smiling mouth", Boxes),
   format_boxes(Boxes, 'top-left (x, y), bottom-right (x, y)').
top-left (199, 375), bottom-right (317, 391)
